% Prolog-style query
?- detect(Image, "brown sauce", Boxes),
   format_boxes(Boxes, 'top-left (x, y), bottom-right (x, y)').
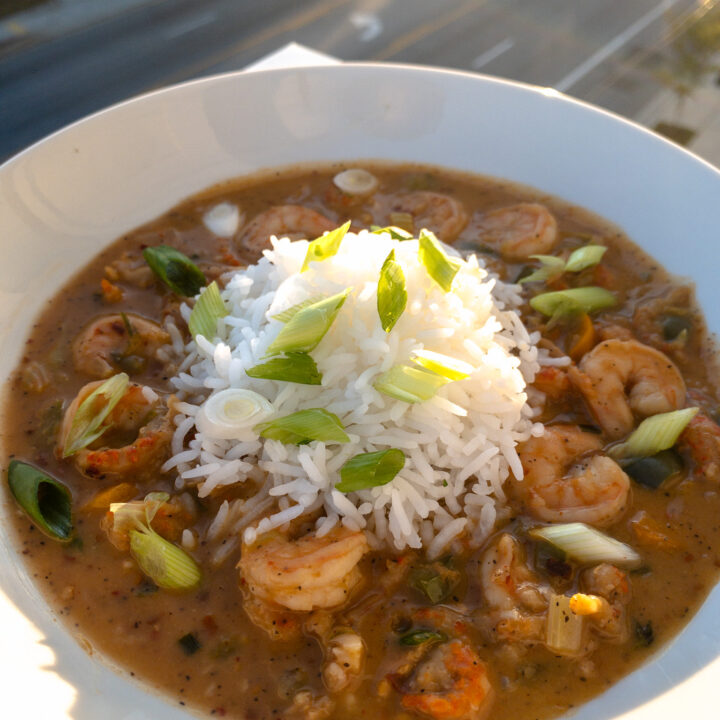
top-left (3, 162), bottom-right (720, 720)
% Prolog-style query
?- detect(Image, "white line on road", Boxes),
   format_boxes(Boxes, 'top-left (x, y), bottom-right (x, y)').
top-left (554, 0), bottom-right (681, 92)
top-left (472, 38), bottom-right (515, 69)
top-left (162, 10), bottom-right (218, 40)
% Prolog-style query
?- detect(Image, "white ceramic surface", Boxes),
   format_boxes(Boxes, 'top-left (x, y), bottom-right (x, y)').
top-left (1, 63), bottom-right (720, 720)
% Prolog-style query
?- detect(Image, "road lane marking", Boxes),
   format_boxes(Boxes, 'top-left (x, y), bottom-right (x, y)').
top-left (350, 12), bottom-right (383, 41)
top-left (162, 10), bottom-right (218, 40)
top-left (373, 0), bottom-right (482, 60)
top-left (471, 38), bottom-right (515, 69)
top-left (555, 0), bottom-right (683, 92)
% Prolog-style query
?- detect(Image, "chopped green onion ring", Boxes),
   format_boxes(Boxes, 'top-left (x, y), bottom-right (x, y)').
top-left (265, 289), bottom-right (351, 356)
top-left (518, 255), bottom-right (565, 285)
top-left (399, 630), bottom-right (447, 646)
top-left (374, 364), bottom-right (449, 403)
top-left (271, 295), bottom-right (324, 323)
top-left (411, 349), bottom-right (473, 381)
top-left (564, 244), bottom-right (607, 273)
top-left (142, 245), bottom-right (206, 296)
top-left (529, 523), bottom-right (641, 568)
top-left (530, 286), bottom-right (616, 319)
top-left (301, 220), bottom-right (351, 272)
top-left (7, 460), bottom-right (74, 542)
top-left (370, 225), bottom-right (414, 240)
top-left (335, 449), bottom-right (406, 492)
top-left (255, 408), bottom-right (350, 445)
top-left (418, 229), bottom-right (462, 293)
top-left (246, 353), bottom-right (322, 385)
top-left (62, 373), bottom-right (130, 457)
top-left (609, 407), bottom-right (699, 460)
top-left (188, 281), bottom-right (228, 339)
top-left (377, 249), bottom-right (407, 333)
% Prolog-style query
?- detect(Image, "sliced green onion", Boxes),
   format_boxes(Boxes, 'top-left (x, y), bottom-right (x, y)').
top-left (530, 287), bottom-right (616, 319)
top-left (130, 529), bottom-right (202, 591)
top-left (624, 450), bottom-right (683, 488)
top-left (255, 408), bottom-right (349, 445)
top-left (374, 364), bottom-right (449, 403)
top-left (178, 632), bottom-right (202, 655)
top-left (609, 407), bottom-right (699, 460)
top-left (7, 460), bottom-right (74, 542)
top-left (546, 594), bottom-right (584, 655)
top-left (389, 212), bottom-right (414, 233)
top-left (370, 225), bottom-right (414, 240)
top-left (271, 295), bottom-right (324, 323)
top-left (335, 449), bottom-right (405, 492)
top-left (246, 353), bottom-right (322, 385)
top-left (333, 169), bottom-right (378, 196)
top-left (399, 630), bottom-right (447, 646)
top-left (265, 289), bottom-right (351, 356)
top-left (188, 281), bottom-right (228, 339)
top-left (529, 523), bottom-right (641, 568)
top-left (377, 249), bottom-right (407, 333)
top-left (63, 373), bottom-right (130, 457)
top-left (411, 349), bottom-right (472, 381)
top-left (301, 220), bottom-right (351, 272)
top-left (418, 229), bottom-right (462, 293)
top-left (564, 245), bottom-right (607, 273)
top-left (662, 314), bottom-right (692, 341)
top-left (518, 255), bottom-right (565, 285)
top-left (408, 566), bottom-right (456, 604)
top-left (196, 389), bottom-right (274, 440)
top-left (142, 245), bottom-right (206, 296)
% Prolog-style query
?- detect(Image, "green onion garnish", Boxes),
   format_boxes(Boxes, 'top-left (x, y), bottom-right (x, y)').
top-left (411, 349), bottom-right (472, 381)
top-left (609, 407), bottom-right (699, 460)
top-left (408, 566), bottom-right (456, 604)
top-left (335, 449), bottom-right (405, 492)
top-left (529, 523), bottom-right (641, 568)
top-left (63, 373), bottom-right (130, 457)
top-left (188, 281), bottom-right (227, 339)
top-left (418, 229), bottom-right (462, 293)
top-left (301, 220), bottom-right (351, 272)
top-left (564, 245), bottom-right (607, 272)
top-left (518, 255), bottom-right (565, 285)
top-left (530, 286), bottom-right (616, 319)
top-left (111, 493), bottom-right (202, 591)
top-left (377, 249), bottom-right (407, 333)
top-left (7, 460), bottom-right (74, 542)
top-left (399, 630), bottom-right (447, 646)
top-left (255, 408), bottom-right (350, 445)
top-left (271, 295), bottom-right (324, 323)
top-left (265, 289), bottom-right (351, 356)
top-left (142, 245), bottom-right (206, 296)
top-left (389, 212), bottom-right (414, 233)
top-left (546, 594), bottom-right (584, 655)
top-left (246, 353), bottom-right (322, 385)
top-left (374, 364), bottom-right (449, 403)
top-left (130, 530), bottom-right (202, 591)
top-left (370, 225), bottom-right (414, 240)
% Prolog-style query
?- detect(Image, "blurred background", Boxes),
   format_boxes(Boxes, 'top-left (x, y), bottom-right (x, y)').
top-left (1, 0), bottom-right (719, 165)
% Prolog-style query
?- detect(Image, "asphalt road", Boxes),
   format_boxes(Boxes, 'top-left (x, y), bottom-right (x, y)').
top-left (0, 0), bottom-right (706, 160)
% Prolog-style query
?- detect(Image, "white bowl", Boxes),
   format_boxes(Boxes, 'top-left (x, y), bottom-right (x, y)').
top-left (2, 63), bottom-right (720, 720)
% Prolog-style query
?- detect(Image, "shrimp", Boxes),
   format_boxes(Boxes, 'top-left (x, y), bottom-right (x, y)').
top-left (57, 380), bottom-right (172, 478)
top-left (238, 527), bottom-right (369, 612)
top-left (680, 412), bottom-right (720, 482)
top-left (476, 203), bottom-right (557, 261)
top-left (73, 313), bottom-right (170, 378)
top-left (237, 205), bottom-right (336, 256)
top-left (568, 339), bottom-right (686, 438)
top-left (479, 534), bottom-right (549, 645)
top-left (516, 425), bottom-right (630, 526)
top-left (575, 564), bottom-right (630, 641)
top-left (390, 192), bottom-right (468, 242)
top-left (398, 640), bottom-right (494, 720)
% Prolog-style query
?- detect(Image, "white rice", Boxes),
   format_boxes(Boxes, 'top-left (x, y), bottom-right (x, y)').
top-left (165, 230), bottom-right (551, 555)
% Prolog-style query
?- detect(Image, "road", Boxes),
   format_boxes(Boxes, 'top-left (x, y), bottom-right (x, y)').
top-left (0, 0), bottom-right (709, 160)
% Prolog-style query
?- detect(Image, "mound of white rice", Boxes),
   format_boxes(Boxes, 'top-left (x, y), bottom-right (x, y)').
top-left (164, 230), bottom-right (547, 559)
